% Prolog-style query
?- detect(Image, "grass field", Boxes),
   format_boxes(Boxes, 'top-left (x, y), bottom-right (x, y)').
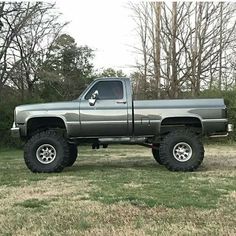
top-left (0, 144), bottom-right (235, 236)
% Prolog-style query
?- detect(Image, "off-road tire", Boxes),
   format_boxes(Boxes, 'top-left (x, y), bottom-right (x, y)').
top-left (152, 147), bottom-right (164, 165)
top-left (24, 130), bottom-right (69, 173)
top-left (159, 129), bottom-right (204, 172)
top-left (65, 144), bottom-right (78, 167)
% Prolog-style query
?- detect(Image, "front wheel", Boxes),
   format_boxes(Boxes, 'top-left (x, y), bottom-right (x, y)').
top-left (65, 144), bottom-right (78, 167)
top-left (24, 130), bottom-right (69, 173)
top-left (159, 129), bottom-right (204, 172)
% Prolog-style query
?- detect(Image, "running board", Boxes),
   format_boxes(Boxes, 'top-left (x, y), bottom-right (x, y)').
top-left (99, 137), bottom-right (146, 144)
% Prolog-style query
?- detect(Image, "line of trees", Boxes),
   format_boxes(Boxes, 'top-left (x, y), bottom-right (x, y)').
top-left (1, 2), bottom-right (236, 146)
top-left (0, 2), bottom-right (125, 146)
top-left (130, 2), bottom-right (236, 99)
top-left (0, 2), bottom-right (97, 103)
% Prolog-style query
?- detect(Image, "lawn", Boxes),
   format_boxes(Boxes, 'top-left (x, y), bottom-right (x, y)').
top-left (0, 144), bottom-right (235, 235)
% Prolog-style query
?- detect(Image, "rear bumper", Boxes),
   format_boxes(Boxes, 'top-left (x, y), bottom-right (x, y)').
top-left (227, 123), bottom-right (234, 132)
top-left (11, 122), bottom-right (20, 138)
top-left (209, 123), bottom-right (233, 138)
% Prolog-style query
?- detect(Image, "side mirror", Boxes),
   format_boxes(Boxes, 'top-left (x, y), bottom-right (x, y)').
top-left (89, 90), bottom-right (99, 106)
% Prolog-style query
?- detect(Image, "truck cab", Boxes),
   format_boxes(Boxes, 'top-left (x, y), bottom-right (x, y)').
top-left (78, 78), bottom-right (133, 137)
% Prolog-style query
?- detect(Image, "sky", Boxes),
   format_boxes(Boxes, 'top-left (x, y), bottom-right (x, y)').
top-left (56, 0), bottom-right (139, 75)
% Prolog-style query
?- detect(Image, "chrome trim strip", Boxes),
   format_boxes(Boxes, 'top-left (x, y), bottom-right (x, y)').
top-left (202, 119), bottom-right (228, 123)
top-left (209, 133), bottom-right (228, 138)
top-left (67, 121), bottom-right (128, 124)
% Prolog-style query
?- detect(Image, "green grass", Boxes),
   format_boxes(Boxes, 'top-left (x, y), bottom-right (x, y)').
top-left (14, 198), bottom-right (50, 209)
top-left (0, 144), bottom-right (235, 235)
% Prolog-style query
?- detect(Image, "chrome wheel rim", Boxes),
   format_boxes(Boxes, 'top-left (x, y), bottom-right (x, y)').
top-left (173, 142), bottom-right (192, 162)
top-left (36, 144), bottom-right (57, 164)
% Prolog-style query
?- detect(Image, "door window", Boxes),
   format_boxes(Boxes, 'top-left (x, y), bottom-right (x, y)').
top-left (85, 81), bottom-right (124, 100)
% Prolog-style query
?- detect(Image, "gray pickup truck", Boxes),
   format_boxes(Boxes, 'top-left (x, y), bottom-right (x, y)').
top-left (11, 77), bottom-right (232, 173)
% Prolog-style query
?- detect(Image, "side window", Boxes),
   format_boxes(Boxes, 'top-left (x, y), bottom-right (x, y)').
top-left (85, 81), bottom-right (124, 100)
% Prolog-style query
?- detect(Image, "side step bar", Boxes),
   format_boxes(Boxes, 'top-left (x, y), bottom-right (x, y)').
top-left (99, 137), bottom-right (146, 144)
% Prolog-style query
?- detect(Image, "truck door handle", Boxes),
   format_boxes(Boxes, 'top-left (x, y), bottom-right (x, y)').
top-left (116, 100), bottom-right (127, 104)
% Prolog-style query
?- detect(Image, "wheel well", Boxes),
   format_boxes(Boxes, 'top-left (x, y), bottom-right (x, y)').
top-left (160, 117), bottom-right (202, 134)
top-left (27, 117), bottom-right (66, 136)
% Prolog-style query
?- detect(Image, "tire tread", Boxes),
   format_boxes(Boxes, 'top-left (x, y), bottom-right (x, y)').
top-left (159, 129), bottom-right (204, 172)
top-left (24, 130), bottom-right (69, 173)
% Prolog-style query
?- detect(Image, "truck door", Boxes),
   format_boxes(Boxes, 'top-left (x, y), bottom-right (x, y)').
top-left (79, 80), bottom-right (128, 136)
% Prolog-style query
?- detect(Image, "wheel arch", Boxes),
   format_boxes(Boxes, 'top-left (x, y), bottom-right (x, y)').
top-left (26, 116), bottom-right (68, 137)
top-left (160, 116), bottom-right (203, 135)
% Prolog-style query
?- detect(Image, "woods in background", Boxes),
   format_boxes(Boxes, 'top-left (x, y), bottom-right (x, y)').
top-left (0, 2), bottom-right (99, 146)
top-left (130, 2), bottom-right (236, 99)
top-left (0, 2), bottom-right (96, 103)
top-left (1, 1), bottom-right (236, 146)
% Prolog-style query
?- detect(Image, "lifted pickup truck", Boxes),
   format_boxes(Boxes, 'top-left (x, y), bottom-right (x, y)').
top-left (11, 77), bottom-right (232, 173)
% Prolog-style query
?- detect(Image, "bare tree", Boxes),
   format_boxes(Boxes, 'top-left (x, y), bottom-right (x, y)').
top-left (153, 2), bottom-right (161, 98)
top-left (131, 2), bottom-right (236, 98)
top-left (129, 2), bottom-right (151, 98)
top-left (0, 3), bottom-right (40, 95)
top-left (0, 2), bottom-right (66, 100)
top-left (170, 2), bottom-right (178, 98)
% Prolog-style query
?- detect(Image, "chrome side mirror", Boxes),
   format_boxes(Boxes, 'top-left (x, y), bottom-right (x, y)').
top-left (89, 90), bottom-right (99, 106)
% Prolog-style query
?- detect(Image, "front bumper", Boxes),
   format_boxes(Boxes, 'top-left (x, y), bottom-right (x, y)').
top-left (11, 122), bottom-right (20, 138)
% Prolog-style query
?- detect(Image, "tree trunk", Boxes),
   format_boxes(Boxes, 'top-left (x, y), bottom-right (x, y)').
top-left (171, 2), bottom-right (178, 98)
top-left (191, 3), bottom-right (198, 96)
top-left (219, 2), bottom-right (223, 91)
top-left (196, 2), bottom-right (203, 96)
top-left (154, 2), bottom-right (161, 98)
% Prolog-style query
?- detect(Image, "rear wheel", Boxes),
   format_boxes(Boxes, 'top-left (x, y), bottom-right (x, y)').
top-left (24, 130), bottom-right (69, 173)
top-left (152, 147), bottom-right (164, 165)
top-left (159, 129), bottom-right (204, 171)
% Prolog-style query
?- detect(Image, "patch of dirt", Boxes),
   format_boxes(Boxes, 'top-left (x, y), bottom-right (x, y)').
top-left (199, 145), bottom-right (236, 171)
